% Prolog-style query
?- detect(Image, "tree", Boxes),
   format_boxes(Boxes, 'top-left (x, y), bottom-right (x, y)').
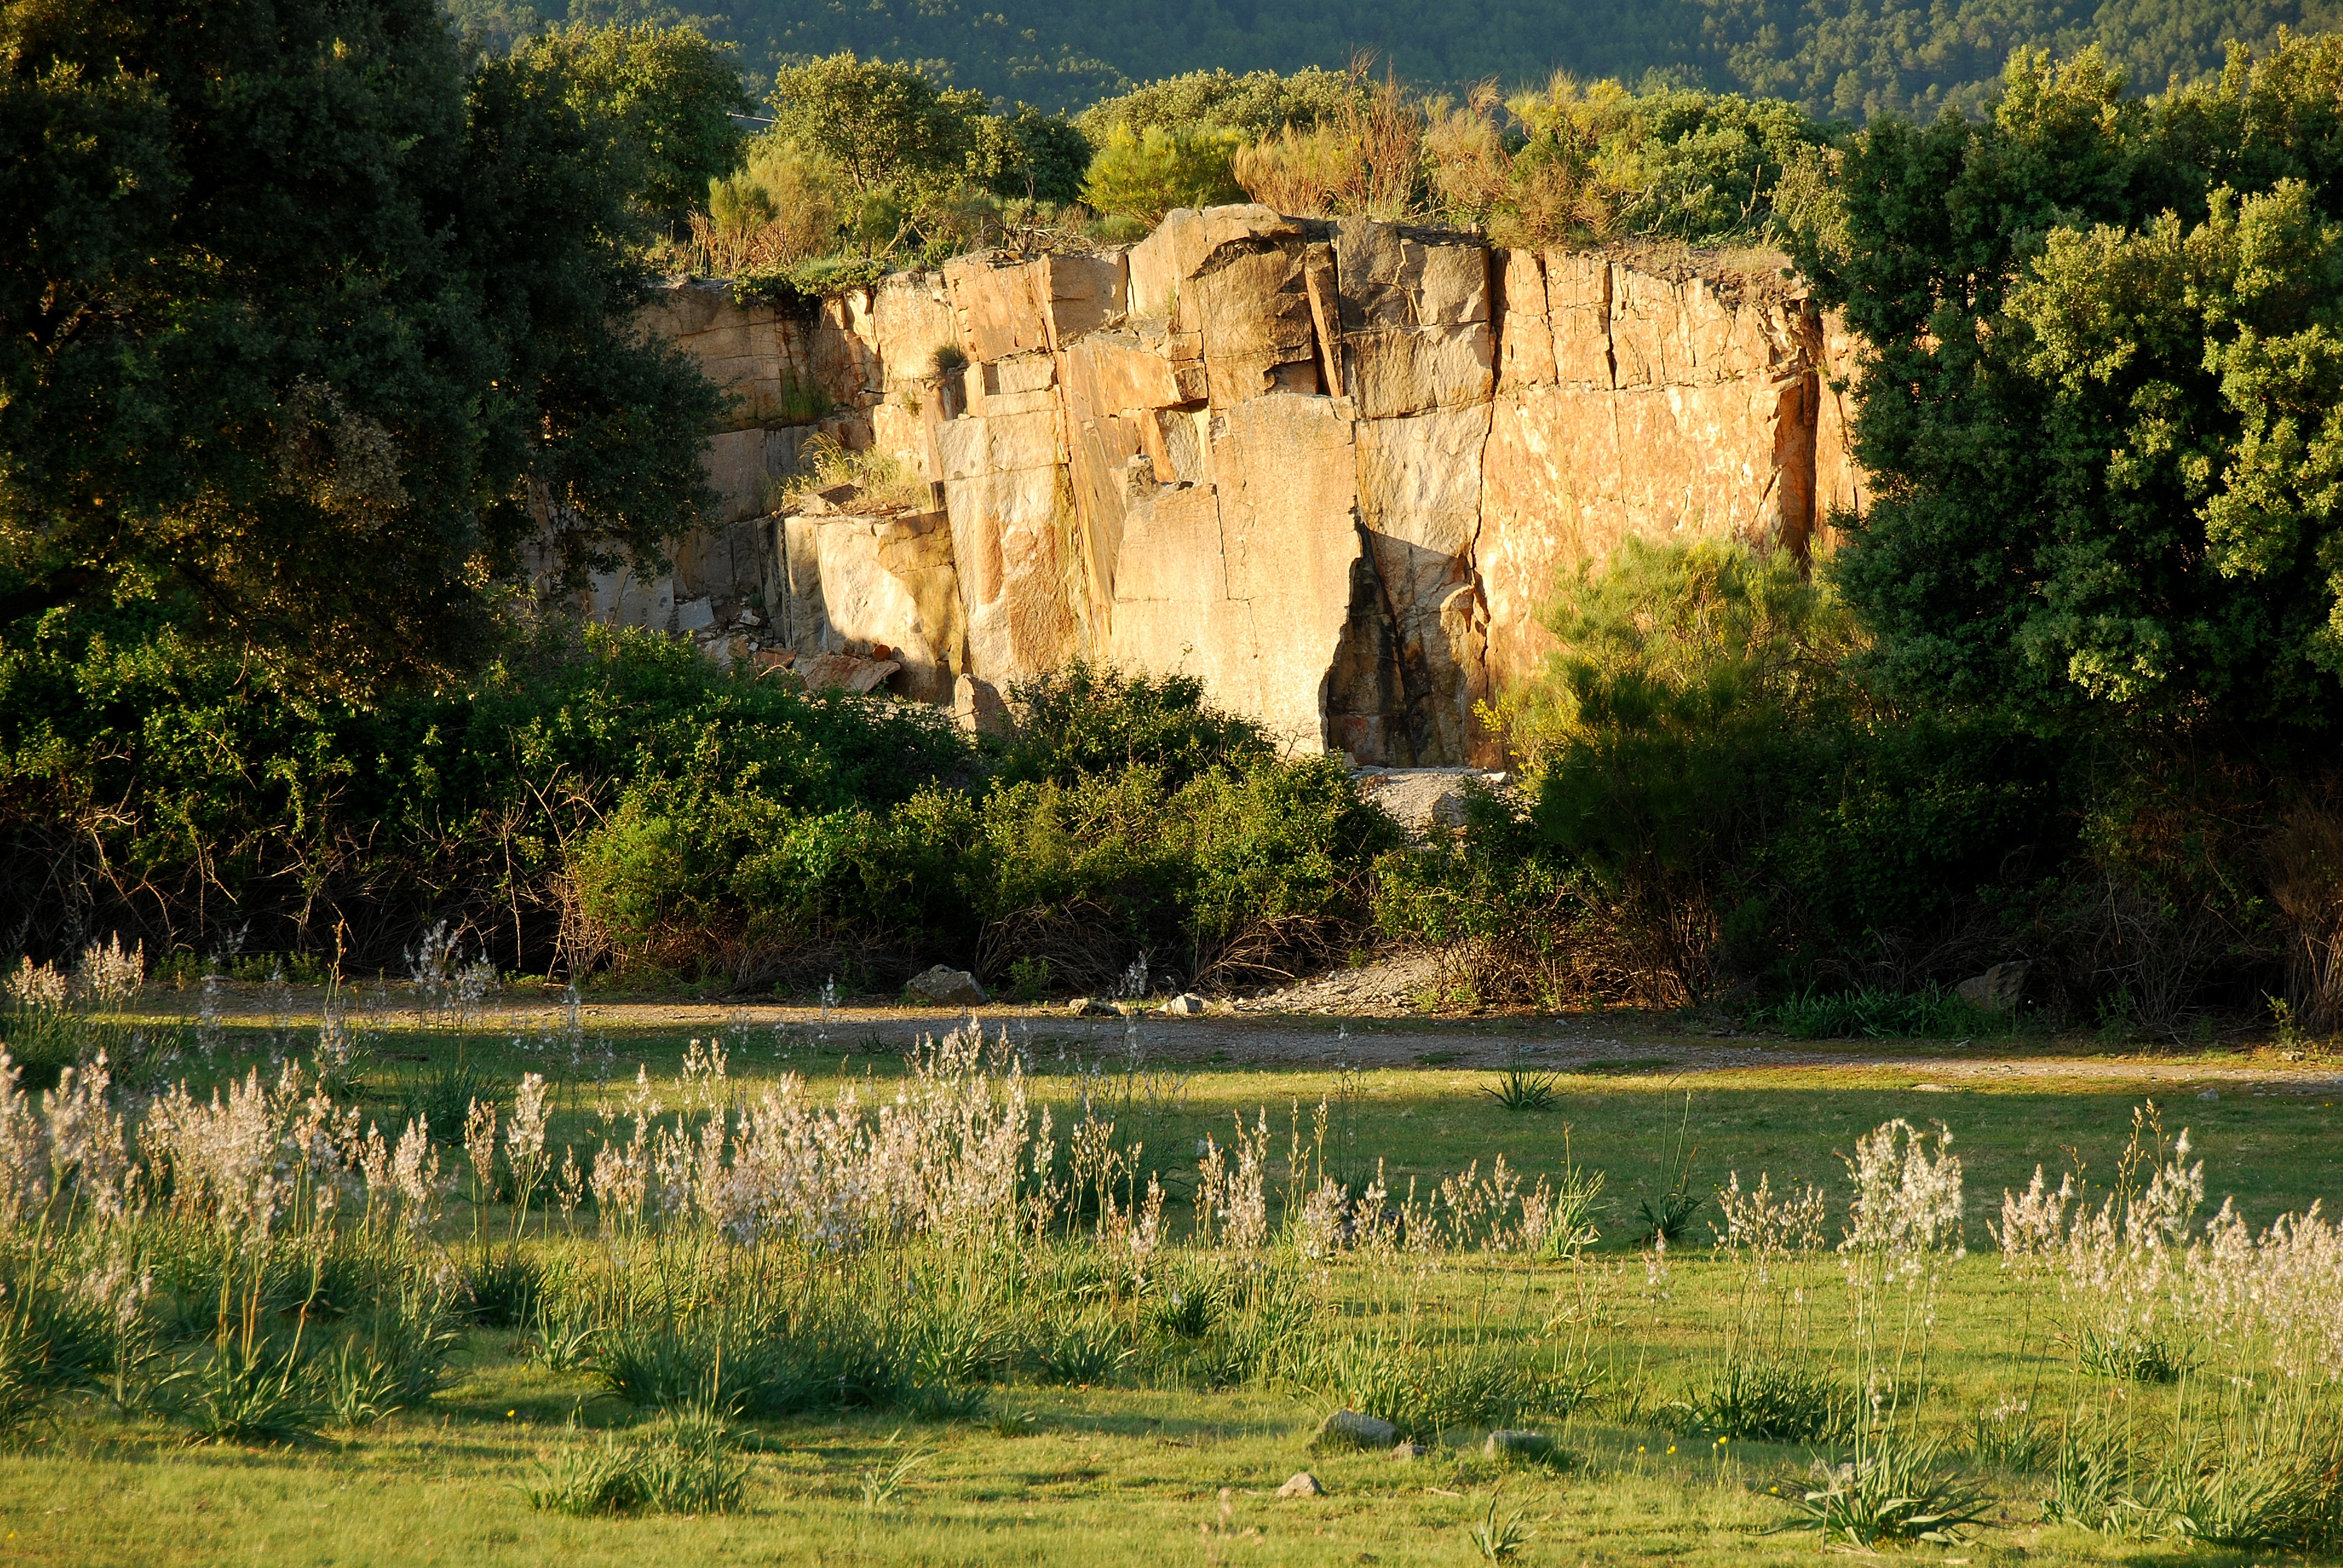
top-left (766, 52), bottom-right (990, 246)
top-left (1080, 127), bottom-right (1245, 225)
top-left (1076, 67), bottom-right (1362, 143)
top-left (1791, 39), bottom-right (2343, 738)
top-left (764, 52), bottom-right (1087, 251)
top-left (975, 103), bottom-right (1092, 205)
top-left (0, 0), bottom-right (721, 693)
top-left (511, 19), bottom-right (753, 228)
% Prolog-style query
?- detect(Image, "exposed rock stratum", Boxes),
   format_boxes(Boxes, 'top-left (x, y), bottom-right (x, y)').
top-left (574, 207), bottom-right (1863, 766)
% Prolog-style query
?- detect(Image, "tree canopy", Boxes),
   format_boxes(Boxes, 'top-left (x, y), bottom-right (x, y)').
top-left (761, 53), bottom-right (1089, 253)
top-left (1794, 36), bottom-right (2343, 737)
top-left (0, 0), bottom-right (721, 692)
top-left (510, 19), bottom-right (753, 226)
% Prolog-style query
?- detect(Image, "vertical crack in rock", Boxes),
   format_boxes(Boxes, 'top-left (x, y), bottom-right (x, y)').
top-left (624, 214), bottom-right (1862, 758)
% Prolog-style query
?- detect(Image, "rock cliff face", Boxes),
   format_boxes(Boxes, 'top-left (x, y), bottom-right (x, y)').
top-left (593, 207), bottom-right (1862, 765)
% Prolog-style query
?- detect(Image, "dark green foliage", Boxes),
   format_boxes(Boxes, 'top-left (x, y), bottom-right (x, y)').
top-left (4, 607), bottom-right (1379, 985)
top-left (1487, 538), bottom-right (2066, 1004)
top-left (979, 103), bottom-right (1093, 204)
top-left (511, 21), bottom-right (755, 227)
top-left (762, 52), bottom-right (1085, 252)
top-left (1, 617), bottom-right (971, 970)
top-left (567, 659), bottom-right (1387, 988)
top-left (0, 1005), bottom-right (179, 1092)
top-left (1, 0), bottom-right (721, 694)
top-left (1792, 40), bottom-right (2343, 737)
top-left (1636, 1186), bottom-right (1706, 1247)
top-left (992, 662), bottom-right (1273, 789)
top-left (2044, 1416), bottom-right (2343, 1548)
top-left (591, 1299), bottom-right (916, 1417)
top-left (1372, 786), bottom-right (1585, 1007)
top-left (1755, 984), bottom-right (2017, 1039)
top-left (2075, 1324), bottom-right (2193, 1382)
top-left (398, 1053), bottom-right (501, 1137)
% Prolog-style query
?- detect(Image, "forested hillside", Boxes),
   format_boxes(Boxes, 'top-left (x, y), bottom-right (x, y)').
top-left (454, 0), bottom-right (2341, 117)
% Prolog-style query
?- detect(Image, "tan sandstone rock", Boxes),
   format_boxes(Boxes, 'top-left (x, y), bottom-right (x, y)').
top-left (627, 212), bottom-right (1866, 770)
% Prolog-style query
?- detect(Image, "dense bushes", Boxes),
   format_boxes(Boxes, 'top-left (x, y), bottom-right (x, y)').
top-left (0, 612), bottom-right (968, 975)
top-left (574, 665), bottom-right (1395, 991)
top-left (2, 613), bottom-right (1388, 993)
top-left (1377, 534), bottom-right (2330, 1025)
top-left (1522, 541), bottom-right (2050, 998)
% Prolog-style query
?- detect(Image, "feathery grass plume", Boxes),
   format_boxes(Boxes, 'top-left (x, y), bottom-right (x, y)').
top-left (1994, 1102), bottom-right (2203, 1381)
top-left (1681, 1169), bottom-right (1839, 1440)
top-left (70, 938), bottom-right (143, 1009)
top-left (4, 961), bottom-right (66, 1013)
top-left (1837, 1117), bottom-right (1964, 1414)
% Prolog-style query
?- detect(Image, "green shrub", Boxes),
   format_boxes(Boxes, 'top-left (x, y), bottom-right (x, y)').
top-left (992, 662), bottom-right (1273, 789)
top-left (582, 688), bottom-right (1389, 991)
top-left (2, 616), bottom-right (974, 978)
top-left (1458, 538), bottom-right (2071, 1007)
top-left (1372, 785), bottom-right (1589, 1005)
top-left (1078, 126), bottom-right (1244, 226)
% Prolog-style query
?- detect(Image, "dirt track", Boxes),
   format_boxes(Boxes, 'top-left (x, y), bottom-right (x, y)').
top-left (140, 977), bottom-right (2343, 1095)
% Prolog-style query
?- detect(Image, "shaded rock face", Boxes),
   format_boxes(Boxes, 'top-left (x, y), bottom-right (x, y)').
top-left (602, 215), bottom-right (1862, 762)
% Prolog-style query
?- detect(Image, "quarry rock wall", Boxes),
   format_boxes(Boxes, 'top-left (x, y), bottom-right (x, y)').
top-left (595, 208), bottom-right (1864, 765)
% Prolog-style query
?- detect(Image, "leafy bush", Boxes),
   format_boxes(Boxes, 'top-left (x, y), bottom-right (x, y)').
top-left (575, 661), bottom-right (1391, 990)
top-left (1371, 785), bottom-right (1588, 1006)
top-left (1458, 538), bottom-right (2072, 1007)
top-left (1076, 68), bottom-right (1362, 146)
top-left (1078, 126), bottom-right (1245, 226)
top-left (2, 616), bottom-right (977, 977)
top-left (992, 662), bottom-right (1272, 789)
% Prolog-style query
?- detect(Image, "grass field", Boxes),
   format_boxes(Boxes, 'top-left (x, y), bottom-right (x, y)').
top-left (1, 993), bottom-right (2338, 1567)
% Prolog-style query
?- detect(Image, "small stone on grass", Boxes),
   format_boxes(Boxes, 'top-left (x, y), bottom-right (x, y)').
top-left (1313, 1410), bottom-right (1396, 1451)
top-left (1484, 1429), bottom-right (1553, 1462)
